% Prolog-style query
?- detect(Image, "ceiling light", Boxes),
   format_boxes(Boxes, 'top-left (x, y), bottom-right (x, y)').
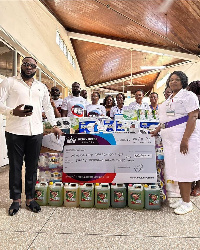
top-left (140, 66), bottom-right (166, 70)
top-left (141, 50), bottom-right (164, 56)
top-left (127, 84), bottom-right (146, 87)
top-left (156, 73), bottom-right (171, 89)
top-left (105, 92), bottom-right (118, 95)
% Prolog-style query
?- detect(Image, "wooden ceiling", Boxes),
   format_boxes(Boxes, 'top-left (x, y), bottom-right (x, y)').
top-left (41, 0), bottom-right (200, 95)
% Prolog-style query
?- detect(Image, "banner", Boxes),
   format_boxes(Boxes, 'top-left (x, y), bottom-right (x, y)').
top-left (62, 133), bottom-right (157, 183)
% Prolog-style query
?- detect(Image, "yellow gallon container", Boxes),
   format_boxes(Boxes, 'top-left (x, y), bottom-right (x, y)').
top-left (48, 182), bottom-right (63, 206)
top-left (34, 181), bottom-right (48, 206)
top-left (111, 183), bottom-right (127, 208)
top-left (64, 183), bottom-right (79, 207)
top-left (144, 184), bottom-right (161, 210)
top-left (95, 183), bottom-right (110, 209)
top-left (79, 183), bottom-right (94, 208)
top-left (128, 184), bottom-right (144, 209)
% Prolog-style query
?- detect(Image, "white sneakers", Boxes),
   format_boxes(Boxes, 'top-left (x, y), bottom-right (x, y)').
top-left (169, 199), bottom-right (183, 209)
top-left (174, 202), bottom-right (193, 215)
top-left (170, 199), bottom-right (193, 215)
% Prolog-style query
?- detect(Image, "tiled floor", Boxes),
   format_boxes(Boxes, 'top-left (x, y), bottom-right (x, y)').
top-left (0, 165), bottom-right (200, 250)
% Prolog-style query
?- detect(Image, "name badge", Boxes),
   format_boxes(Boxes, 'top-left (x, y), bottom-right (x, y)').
top-left (166, 109), bottom-right (175, 116)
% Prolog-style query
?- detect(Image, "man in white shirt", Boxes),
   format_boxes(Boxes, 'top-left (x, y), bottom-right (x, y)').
top-left (129, 89), bottom-right (149, 110)
top-left (80, 89), bottom-right (87, 100)
top-left (50, 86), bottom-right (63, 114)
top-left (61, 82), bottom-right (87, 117)
top-left (0, 57), bottom-right (62, 216)
top-left (80, 89), bottom-right (90, 106)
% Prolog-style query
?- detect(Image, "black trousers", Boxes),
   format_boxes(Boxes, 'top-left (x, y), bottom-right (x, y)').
top-left (5, 132), bottom-right (43, 200)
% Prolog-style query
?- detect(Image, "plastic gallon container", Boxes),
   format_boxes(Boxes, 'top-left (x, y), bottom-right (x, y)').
top-left (128, 184), bottom-right (144, 209)
top-left (95, 183), bottom-right (110, 209)
top-left (144, 184), bottom-right (161, 210)
top-left (111, 183), bottom-right (127, 208)
top-left (34, 181), bottom-right (48, 206)
top-left (48, 181), bottom-right (63, 206)
top-left (79, 183), bottom-right (94, 208)
top-left (64, 183), bottom-right (79, 207)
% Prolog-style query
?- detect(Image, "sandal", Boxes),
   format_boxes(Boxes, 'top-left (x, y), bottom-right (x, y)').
top-left (9, 201), bottom-right (21, 216)
top-left (26, 200), bottom-right (41, 213)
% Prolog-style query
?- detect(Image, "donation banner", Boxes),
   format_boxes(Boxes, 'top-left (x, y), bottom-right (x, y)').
top-left (62, 133), bottom-right (157, 183)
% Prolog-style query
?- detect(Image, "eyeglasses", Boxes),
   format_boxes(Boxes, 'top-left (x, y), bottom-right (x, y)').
top-left (22, 62), bottom-right (37, 69)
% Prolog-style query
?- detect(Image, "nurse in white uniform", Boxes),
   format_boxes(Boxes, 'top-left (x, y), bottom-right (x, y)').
top-left (152, 71), bottom-right (200, 215)
top-left (110, 93), bottom-right (126, 119)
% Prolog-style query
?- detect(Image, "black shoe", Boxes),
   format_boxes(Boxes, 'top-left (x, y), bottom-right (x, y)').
top-left (9, 202), bottom-right (21, 216)
top-left (26, 200), bottom-right (41, 213)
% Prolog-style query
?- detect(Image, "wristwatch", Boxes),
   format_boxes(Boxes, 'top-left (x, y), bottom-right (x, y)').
top-left (10, 110), bottom-right (13, 116)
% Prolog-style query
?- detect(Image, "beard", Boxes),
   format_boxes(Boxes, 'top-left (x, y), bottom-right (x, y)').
top-left (52, 94), bottom-right (60, 100)
top-left (21, 68), bottom-right (36, 79)
top-left (72, 90), bottom-right (80, 96)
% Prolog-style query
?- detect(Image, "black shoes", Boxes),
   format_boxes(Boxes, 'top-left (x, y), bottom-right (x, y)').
top-left (9, 201), bottom-right (21, 216)
top-left (26, 200), bottom-right (41, 213)
top-left (9, 200), bottom-right (41, 216)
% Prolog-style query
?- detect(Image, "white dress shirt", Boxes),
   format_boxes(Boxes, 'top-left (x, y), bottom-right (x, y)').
top-left (129, 101), bottom-right (150, 110)
top-left (0, 76), bottom-right (57, 136)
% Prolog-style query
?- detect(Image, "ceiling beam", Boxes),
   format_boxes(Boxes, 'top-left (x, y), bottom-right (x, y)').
top-left (89, 60), bottom-right (193, 88)
top-left (90, 70), bottom-right (160, 89)
top-left (68, 32), bottom-right (199, 61)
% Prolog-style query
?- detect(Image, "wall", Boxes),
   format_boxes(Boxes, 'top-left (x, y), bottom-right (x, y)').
top-left (153, 61), bottom-right (200, 103)
top-left (0, 0), bottom-right (85, 91)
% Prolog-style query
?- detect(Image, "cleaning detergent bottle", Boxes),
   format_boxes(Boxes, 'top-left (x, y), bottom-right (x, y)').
top-left (48, 181), bottom-right (63, 206)
top-left (64, 183), bottom-right (79, 207)
top-left (111, 183), bottom-right (127, 208)
top-left (34, 181), bottom-right (48, 206)
top-left (95, 183), bottom-right (110, 209)
top-left (128, 184), bottom-right (144, 209)
top-left (79, 183), bottom-right (94, 208)
top-left (144, 184), bottom-right (161, 210)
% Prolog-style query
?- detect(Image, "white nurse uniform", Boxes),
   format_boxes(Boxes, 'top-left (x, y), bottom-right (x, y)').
top-left (159, 89), bottom-right (200, 182)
